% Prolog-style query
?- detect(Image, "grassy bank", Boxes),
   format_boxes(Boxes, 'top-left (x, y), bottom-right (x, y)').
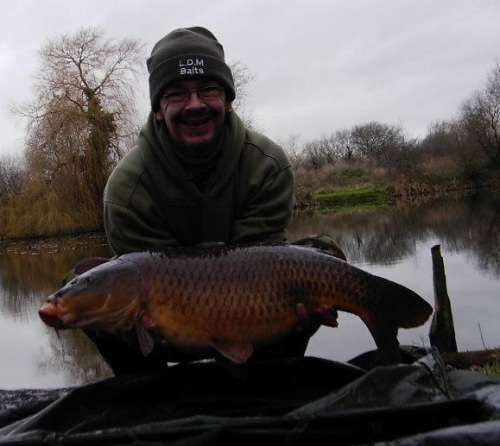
top-left (313, 184), bottom-right (392, 213)
top-left (442, 349), bottom-right (500, 377)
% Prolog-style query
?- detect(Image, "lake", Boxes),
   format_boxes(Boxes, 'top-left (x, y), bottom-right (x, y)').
top-left (1, 194), bottom-right (499, 389)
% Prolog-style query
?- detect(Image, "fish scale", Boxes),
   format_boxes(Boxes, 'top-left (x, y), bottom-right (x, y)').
top-left (39, 245), bottom-right (433, 364)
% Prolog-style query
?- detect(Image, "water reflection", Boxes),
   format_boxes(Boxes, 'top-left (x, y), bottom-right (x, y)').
top-left (1, 195), bottom-right (499, 389)
top-left (0, 235), bottom-right (113, 388)
top-left (290, 193), bottom-right (500, 362)
top-left (290, 194), bottom-right (500, 278)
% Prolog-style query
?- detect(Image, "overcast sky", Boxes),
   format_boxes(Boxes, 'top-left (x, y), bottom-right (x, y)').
top-left (1, 0), bottom-right (500, 157)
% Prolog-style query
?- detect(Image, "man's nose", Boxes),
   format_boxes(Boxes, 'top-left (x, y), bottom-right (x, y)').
top-left (184, 91), bottom-right (206, 108)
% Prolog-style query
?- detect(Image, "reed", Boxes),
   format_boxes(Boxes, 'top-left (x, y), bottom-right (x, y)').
top-left (2, 188), bottom-right (102, 239)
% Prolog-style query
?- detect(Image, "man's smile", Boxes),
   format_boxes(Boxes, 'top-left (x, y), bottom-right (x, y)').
top-left (180, 115), bottom-right (213, 127)
top-left (157, 79), bottom-right (230, 148)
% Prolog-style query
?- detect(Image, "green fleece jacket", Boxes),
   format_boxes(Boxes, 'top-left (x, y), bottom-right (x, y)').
top-left (103, 111), bottom-right (294, 255)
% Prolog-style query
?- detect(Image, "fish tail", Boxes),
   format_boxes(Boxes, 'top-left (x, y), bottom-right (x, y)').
top-left (357, 276), bottom-right (433, 364)
top-left (375, 277), bottom-right (433, 328)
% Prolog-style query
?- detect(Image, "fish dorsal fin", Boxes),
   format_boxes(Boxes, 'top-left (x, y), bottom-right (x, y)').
top-left (136, 324), bottom-right (155, 356)
top-left (212, 339), bottom-right (254, 364)
top-left (74, 257), bottom-right (110, 275)
top-left (61, 257), bottom-right (111, 286)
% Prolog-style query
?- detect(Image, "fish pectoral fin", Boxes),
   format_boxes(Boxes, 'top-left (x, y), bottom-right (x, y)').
top-left (136, 324), bottom-right (155, 356)
top-left (211, 339), bottom-right (254, 364)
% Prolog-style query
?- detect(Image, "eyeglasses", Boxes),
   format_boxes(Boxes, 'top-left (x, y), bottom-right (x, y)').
top-left (161, 85), bottom-right (225, 104)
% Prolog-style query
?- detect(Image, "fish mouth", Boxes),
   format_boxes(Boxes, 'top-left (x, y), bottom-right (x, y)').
top-left (38, 293), bottom-right (141, 332)
top-left (39, 302), bottom-right (66, 329)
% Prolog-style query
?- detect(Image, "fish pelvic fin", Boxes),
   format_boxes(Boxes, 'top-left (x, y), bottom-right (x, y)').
top-left (211, 339), bottom-right (254, 364)
top-left (136, 324), bottom-right (155, 356)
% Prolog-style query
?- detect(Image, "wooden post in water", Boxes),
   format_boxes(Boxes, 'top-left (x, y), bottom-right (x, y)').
top-left (429, 245), bottom-right (458, 353)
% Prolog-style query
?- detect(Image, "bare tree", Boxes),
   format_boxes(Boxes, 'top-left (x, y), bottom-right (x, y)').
top-left (227, 60), bottom-right (257, 129)
top-left (351, 122), bottom-right (405, 166)
top-left (460, 63), bottom-right (500, 167)
top-left (420, 120), bottom-right (461, 156)
top-left (332, 129), bottom-right (356, 161)
top-left (302, 134), bottom-right (339, 169)
top-left (279, 134), bottom-right (303, 171)
top-left (0, 155), bottom-right (24, 197)
top-left (17, 27), bottom-right (144, 219)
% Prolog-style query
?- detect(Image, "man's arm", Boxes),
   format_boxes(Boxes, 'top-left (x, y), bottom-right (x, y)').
top-left (231, 166), bottom-right (294, 244)
top-left (104, 201), bottom-right (179, 255)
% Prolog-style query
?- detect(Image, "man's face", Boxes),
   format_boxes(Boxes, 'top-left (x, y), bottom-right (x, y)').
top-left (156, 79), bottom-right (232, 149)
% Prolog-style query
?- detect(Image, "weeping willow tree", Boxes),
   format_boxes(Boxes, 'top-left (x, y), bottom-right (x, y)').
top-left (11, 28), bottom-right (143, 236)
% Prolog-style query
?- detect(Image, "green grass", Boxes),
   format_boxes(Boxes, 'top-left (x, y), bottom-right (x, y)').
top-left (314, 184), bottom-right (391, 212)
top-left (480, 361), bottom-right (500, 377)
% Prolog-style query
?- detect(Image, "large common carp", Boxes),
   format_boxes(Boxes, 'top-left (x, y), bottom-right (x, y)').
top-left (39, 245), bottom-right (432, 364)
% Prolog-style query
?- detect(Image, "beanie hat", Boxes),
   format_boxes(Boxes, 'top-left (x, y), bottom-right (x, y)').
top-left (147, 27), bottom-right (235, 112)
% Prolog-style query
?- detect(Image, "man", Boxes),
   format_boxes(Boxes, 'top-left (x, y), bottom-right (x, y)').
top-left (90, 27), bottom-right (309, 374)
top-left (103, 26), bottom-right (294, 255)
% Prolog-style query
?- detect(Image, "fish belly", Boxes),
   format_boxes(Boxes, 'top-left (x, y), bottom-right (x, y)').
top-left (147, 289), bottom-right (299, 354)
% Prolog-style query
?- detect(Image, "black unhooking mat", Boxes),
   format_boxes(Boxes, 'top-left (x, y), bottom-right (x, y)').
top-left (1, 349), bottom-right (500, 445)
